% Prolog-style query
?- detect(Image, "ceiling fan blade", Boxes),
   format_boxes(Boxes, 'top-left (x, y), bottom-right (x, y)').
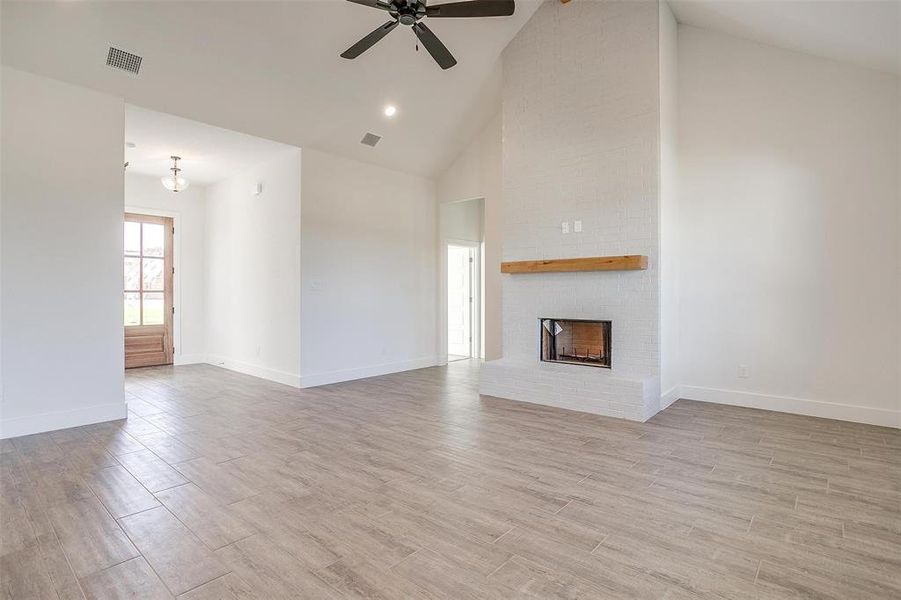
top-left (346, 0), bottom-right (393, 11)
top-left (426, 0), bottom-right (514, 18)
top-left (341, 20), bottom-right (399, 59)
top-left (412, 22), bottom-right (457, 69)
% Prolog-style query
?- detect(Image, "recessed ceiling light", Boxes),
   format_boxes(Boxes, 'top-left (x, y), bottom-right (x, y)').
top-left (384, 105), bottom-right (397, 117)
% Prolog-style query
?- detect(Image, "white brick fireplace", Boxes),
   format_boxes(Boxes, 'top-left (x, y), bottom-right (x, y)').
top-left (480, 0), bottom-right (664, 421)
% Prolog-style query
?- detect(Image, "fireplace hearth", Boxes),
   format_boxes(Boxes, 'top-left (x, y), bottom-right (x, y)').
top-left (540, 319), bottom-right (611, 368)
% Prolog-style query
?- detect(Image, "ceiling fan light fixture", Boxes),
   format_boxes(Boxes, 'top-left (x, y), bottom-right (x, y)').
top-left (161, 155), bottom-right (190, 193)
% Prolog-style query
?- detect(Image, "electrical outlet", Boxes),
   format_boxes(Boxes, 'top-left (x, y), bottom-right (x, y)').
top-left (574, 220), bottom-right (583, 233)
top-left (738, 364), bottom-right (749, 378)
top-left (562, 222), bottom-right (570, 234)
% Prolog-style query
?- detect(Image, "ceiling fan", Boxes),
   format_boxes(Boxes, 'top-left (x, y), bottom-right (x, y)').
top-left (341, 0), bottom-right (515, 70)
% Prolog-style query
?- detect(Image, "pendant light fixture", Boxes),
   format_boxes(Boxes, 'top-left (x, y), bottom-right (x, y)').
top-left (161, 155), bottom-right (190, 192)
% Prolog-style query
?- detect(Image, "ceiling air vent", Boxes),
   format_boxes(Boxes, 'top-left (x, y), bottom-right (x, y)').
top-left (360, 132), bottom-right (381, 147)
top-left (106, 47), bottom-right (143, 75)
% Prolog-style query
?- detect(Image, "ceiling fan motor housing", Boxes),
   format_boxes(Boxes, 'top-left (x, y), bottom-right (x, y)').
top-left (391, 0), bottom-right (426, 25)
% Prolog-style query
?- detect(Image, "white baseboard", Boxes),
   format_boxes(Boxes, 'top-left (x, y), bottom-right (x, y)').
top-left (174, 353), bottom-right (208, 366)
top-left (299, 356), bottom-right (440, 388)
top-left (0, 401), bottom-right (128, 440)
top-left (659, 386), bottom-right (680, 411)
top-left (675, 385), bottom-right (900, 429)
top-left (205, 355), bottom-right (301, 388)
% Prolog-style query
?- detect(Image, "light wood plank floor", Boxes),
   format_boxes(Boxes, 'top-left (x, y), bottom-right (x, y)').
top-left (2, 361), bottom-right (899, 599)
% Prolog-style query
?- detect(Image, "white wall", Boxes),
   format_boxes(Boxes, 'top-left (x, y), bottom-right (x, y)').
top-left (1, 67), bottom-right (125, 438)
top-left (300, 148), bottom-right (438, 387)
top-left (205, 149), bottom-right (302, 386)
top-left (125, 173), bottom-right (207, 364)
top-left (659, 1), bottom-right (679, 406)
top-left (441, 198), bottom-right (483, 243)
top-left (677, 26), bottom-right (900, 427)
top-left (437, 113), bottom-right (503, 360)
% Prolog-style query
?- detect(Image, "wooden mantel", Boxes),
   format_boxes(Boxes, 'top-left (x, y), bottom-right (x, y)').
top-left (501, 255), bottom-right (648, 274)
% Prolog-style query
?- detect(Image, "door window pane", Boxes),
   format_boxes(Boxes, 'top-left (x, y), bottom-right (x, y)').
top-left (142, 223), bottom-right (164, 257)
top-left (124, 257), bottom-right (140, 290)
top-left (142, 258), bottom-right (164, 291)
top-left (124, 293), bottom-right (141, 326)
top-left (124, 217), bottom-right (169, 328)
top-left (142, 292), bottom-right (164, 325)
top-left (124, 222), bottom-right (141, 255)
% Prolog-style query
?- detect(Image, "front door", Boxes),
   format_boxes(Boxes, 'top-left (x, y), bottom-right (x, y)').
top-left (124, 213), bottom-right (174, 368)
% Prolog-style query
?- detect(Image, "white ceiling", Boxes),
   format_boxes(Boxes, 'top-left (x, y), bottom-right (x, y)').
top-left (125, 105), bottom-right (298, 186)
top-left (1, 0), bottom-right (542, 178)
top-left (668, 0), bottom-right (901, 75)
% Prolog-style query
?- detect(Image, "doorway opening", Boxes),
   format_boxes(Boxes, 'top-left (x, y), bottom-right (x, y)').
top-left (447, 242), bottom-right (480, 361)
top-left (124, 212), bottom-right (174, 368)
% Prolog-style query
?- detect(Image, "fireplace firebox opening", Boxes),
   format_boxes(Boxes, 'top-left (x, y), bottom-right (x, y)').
top-left (540, 318), bottom-right (611, 368)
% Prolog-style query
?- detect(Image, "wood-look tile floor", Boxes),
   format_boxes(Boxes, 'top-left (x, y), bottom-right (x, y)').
top-left (2, 361), bottom-right (899, 599)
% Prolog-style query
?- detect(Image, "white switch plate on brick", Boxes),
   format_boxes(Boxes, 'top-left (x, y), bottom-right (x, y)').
top-left (574, 220), bottom-right (583, 232)
top-left (562, 222), bottom-right (570, 234)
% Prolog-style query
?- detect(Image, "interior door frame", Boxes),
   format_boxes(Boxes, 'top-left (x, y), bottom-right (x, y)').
top-left (444, 239), bottom-right (481, 360)
top-left (124, 211), bottom-right (175, 367)
top-left (125, 206), bottom-right (184, 364)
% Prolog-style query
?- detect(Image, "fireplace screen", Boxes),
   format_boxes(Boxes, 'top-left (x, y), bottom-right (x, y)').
top-left (540, 319), bottom-right (611, 368)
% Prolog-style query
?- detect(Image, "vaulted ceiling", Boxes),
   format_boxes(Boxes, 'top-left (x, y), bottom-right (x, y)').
top-left (1, 0), bottom-right (541, 177)
top-left (4, 1), bottom-right (897, 179)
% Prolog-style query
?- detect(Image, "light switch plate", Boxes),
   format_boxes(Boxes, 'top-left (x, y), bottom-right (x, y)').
top-left (562, 222), bottom-right (570, 234)
top-left (574, 220), bottom-right (582, 233)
